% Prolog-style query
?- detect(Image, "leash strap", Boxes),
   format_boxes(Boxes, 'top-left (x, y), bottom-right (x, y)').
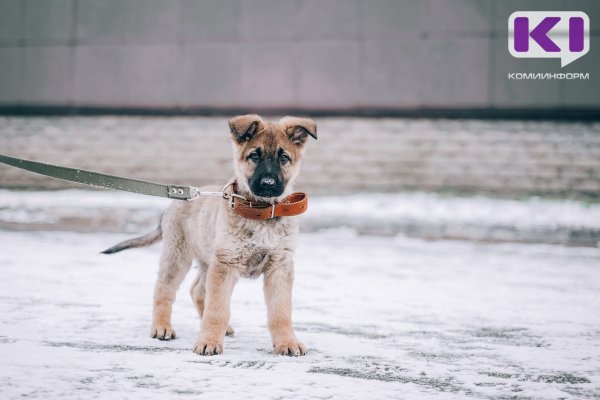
top-left (0, 153), bottom-right (202, 200)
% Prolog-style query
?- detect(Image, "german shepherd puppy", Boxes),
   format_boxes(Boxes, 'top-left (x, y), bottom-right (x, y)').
top-left (103, 114), bottom-right (317, 356)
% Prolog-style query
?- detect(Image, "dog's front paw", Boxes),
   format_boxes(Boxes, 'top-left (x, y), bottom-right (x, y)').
top-left (151, 324), bottom-right (176, 340)
top-left (193, 338), bottom-right (224, 356)
top-left (273, 340), bottom-right (307, 356)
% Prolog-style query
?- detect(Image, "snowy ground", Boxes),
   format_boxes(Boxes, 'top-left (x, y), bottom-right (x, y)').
top-left (1, 227), bottom-right (599, 399)
top-left (1, 189), bottom-right (599, 246)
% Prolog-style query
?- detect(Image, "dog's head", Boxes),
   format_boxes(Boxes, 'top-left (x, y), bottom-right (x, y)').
top-left (228, 114), bottom-right (317, 200)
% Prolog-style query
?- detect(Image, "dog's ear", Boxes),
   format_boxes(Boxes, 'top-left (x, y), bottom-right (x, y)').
top-left (229, 114), bottom-right (263, 143)
top-left (280, 116), bottom-right (317, 145)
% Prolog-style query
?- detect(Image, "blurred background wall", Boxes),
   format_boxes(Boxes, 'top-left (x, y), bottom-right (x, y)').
top-left (0, 0), bottom-right (598, 112)
top-left (0, 0), bottom-right (599, 199)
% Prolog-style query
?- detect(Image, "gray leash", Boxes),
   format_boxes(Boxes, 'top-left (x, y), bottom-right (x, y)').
top-left (0, 153), bottom-right (227, 201)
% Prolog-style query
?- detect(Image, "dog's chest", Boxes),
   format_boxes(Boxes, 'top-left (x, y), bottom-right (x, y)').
top-left (230, 220), bottom-right (290, 278)
top-left (243, 247), bottom-right (269, 278)
top-left (231, 238), bottom-right (272, 278)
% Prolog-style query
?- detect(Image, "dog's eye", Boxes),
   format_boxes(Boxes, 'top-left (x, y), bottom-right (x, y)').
top-left (279, 154), bottom-right (291, 165)
top-left (248, 152), bottom-right (260, 162)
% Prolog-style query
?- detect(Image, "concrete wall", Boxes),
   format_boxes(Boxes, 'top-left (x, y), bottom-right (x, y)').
top-left (1, 117), bottom-right (599, 198)
top-left (0, 0), bottom-right (599, 111)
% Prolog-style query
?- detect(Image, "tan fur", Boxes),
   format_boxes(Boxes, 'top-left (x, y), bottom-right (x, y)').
top-left (146, 115), bottom-right (316, 356)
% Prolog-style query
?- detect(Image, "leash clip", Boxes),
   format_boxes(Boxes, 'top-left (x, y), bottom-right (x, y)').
top-left (187, 187), bottom-right (224, 201)
top-left (224, 192), bottom-right (246, 208)
top-left (221, 181), bottom-right (246, 208)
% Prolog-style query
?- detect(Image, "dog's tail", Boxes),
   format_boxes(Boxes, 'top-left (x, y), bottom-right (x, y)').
top-left (101, 226), bottom-right (162, 254)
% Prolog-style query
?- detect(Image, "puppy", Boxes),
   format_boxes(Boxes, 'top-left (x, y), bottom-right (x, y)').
top-left (103, 114), bottom-right (317, 356)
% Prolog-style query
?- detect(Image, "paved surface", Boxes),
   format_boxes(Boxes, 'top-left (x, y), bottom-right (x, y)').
top-left (1, 116), bottom-right (599, 197)
top-left (1, 229), bottom-right (599, 399)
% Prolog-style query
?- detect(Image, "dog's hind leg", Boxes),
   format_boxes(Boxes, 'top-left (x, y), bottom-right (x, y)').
top-left (190, 267), bottom-right (235, 336)
top-left (190, 268), bottom-right (206, 318)
top-left (151, 234), bottom-right (193, 341)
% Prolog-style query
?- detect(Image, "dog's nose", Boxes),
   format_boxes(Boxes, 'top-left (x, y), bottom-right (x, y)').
top-left (260, 177), bottom-right (276, 187)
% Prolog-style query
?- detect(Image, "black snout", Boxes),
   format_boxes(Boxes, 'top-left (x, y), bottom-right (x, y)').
top-left (249, 159), bottom-right (285, 198)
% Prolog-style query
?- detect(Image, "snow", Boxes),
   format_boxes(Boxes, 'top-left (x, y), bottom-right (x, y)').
top-left (308, 192), bottom-right (600, 230)
top-left (1, 228), bottom-right (599, 399)
top-left (0, 189), bottom-right (170, 210)
top-left (1, 189), bottom-right (599, 246)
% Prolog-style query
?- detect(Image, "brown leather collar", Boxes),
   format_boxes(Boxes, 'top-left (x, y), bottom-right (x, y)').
top-left (227, 182), bottom-right (308, 220)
